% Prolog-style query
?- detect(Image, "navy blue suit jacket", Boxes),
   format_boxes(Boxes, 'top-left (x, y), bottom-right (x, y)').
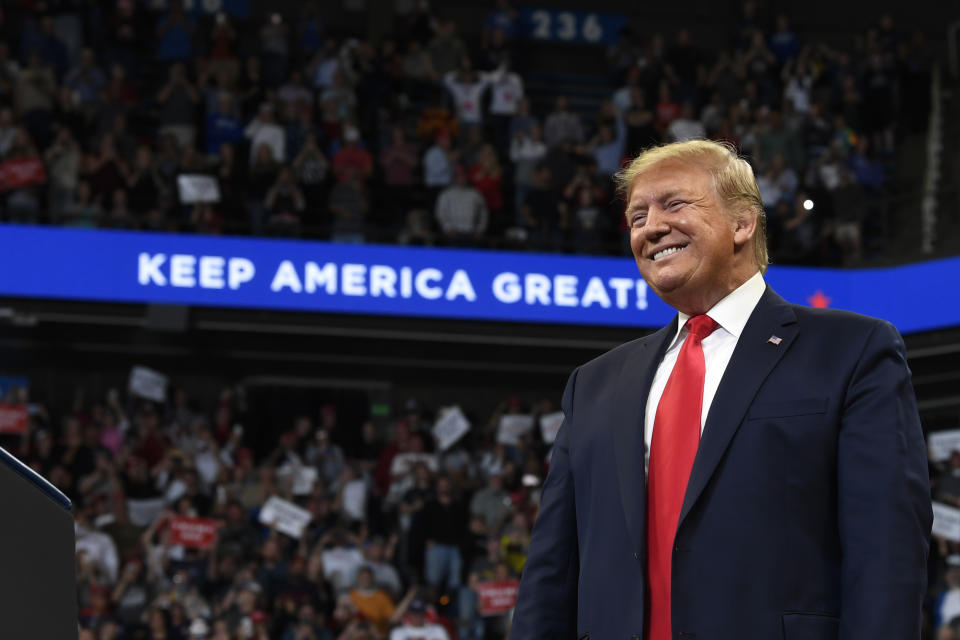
top-left (512, 287), bottom-right (932, 640)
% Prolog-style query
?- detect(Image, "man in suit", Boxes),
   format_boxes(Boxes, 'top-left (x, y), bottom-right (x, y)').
top-left (511, 140), bottom-right (931, 640)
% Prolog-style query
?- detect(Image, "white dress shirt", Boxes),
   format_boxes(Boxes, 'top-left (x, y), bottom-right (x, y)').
top-left (643, 271), bottom-right (767, 474)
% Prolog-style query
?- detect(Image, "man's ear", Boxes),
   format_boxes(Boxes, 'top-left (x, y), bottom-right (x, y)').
top-left (732, 208), bottom-right (758, 249)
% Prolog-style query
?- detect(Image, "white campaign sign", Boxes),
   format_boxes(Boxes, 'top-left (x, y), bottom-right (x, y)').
top-left (277, 463), bottom-right (318, 496)
top-left (128, 366), bottom-right (168, 403)
top-left (259, 496), bottom-right (313, 539)
top-left (497, 414), bottom-right (534, 446)
top-left (540, 411), bottom-right (565, 445)
top-left (177, 174), bottom-right (221, 203)
top-left (127, 497), bottom-right (166, 527)
top-left (929, 430), bottom-right (960, 462)
top-left (932, 502), bottom-right (960, 542)
top-left (433, 406), bottom-right (471, 451)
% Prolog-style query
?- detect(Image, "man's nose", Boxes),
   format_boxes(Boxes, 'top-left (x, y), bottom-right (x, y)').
top-left (641, 206), bottom-right (671, 241)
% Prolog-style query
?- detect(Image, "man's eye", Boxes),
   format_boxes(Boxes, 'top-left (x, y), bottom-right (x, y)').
top-left (668, 200), bottom-right (685, 209)
top-left (631, 214), bottom-right (646, 226)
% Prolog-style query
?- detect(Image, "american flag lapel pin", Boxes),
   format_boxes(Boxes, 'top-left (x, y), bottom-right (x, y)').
top-left (767, 335), bottom-right (782, 345)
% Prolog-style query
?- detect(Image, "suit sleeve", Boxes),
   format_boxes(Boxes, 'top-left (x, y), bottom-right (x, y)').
top-left (837, 320), bottom-right (932, 639)
top-left (511, 369), bottom-right (581, 640)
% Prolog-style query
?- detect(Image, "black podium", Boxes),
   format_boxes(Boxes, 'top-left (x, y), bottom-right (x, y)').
top-left (0, 446), bottom-right (77, 639)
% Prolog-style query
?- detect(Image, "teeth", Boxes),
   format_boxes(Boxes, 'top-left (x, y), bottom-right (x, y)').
top-left (653, 246), bottom-right (685, 260)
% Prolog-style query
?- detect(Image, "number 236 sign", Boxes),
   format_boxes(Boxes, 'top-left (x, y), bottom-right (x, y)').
top-left (520, 8), bottom-right (627, 45)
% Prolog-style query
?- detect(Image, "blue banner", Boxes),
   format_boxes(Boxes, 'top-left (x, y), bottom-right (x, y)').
top-left (520, 8), bottom-right (627, 46)
top-left (0, 224), bottom-right (955, 334)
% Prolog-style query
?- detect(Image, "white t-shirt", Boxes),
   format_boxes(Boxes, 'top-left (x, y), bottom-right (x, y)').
top-left (487, 70), bottom-right (524, 116)
top-left (443, 71), bottom-right (489, 124)
top-left (390, 623), bottom-right (450, 640)
top-left (245, 120), bottom-right (286, 164)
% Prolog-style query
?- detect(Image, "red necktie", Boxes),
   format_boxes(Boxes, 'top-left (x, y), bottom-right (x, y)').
top-left (646, 314), bottom-right (719, 640)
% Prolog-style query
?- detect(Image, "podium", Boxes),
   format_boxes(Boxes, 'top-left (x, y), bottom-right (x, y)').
top-left (0, 446), bottom-right (77, 639)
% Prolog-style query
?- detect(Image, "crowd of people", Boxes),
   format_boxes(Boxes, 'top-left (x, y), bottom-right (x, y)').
top-left (0, 366), bottom-right (951, 639)
top-left (6, 377), bottom-right (558, 640)
top-left (0, 1), bottom-right (935, 264)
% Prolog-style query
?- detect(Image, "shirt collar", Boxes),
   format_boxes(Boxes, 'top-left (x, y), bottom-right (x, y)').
top-left (670, 271), bottom-right (766, 348)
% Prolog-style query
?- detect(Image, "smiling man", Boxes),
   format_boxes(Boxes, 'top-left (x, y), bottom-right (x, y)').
top-left (511, 140), bottom-right (931, 640)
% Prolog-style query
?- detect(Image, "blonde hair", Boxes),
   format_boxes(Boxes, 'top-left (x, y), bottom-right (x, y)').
top-left (614, 139), bottom-right (768, 273)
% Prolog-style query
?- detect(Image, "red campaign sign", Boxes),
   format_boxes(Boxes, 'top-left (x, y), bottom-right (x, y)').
top-left (0, 405), bottom-right (29, 435)
top-left (477, 579), bottom-right (521, 616)
top-left (168, 516), bottom-right (220, 549)
top-left (0, 157), bottom-right (47, 192)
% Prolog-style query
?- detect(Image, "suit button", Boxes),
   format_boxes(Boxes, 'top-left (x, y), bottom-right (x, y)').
top-left (634, 552), bottom-right (641, 561)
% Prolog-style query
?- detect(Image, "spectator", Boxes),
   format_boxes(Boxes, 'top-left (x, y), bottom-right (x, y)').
top-left (332, 126), bottom-right (373, 184)
top-left (756, 153), bottom-right (799, 216)
top-left (247, 143), bottom-right (280, 233)
top-left (264, 166), bottom-right (306, 236)
top-left (16, 52), bottom-right (57, 149)
top-left (208, 11), bottom-right (240, 83)
top-left (769, 14), bottom-right (800, 66)
top-left (63, 180), bottom-right (101, 227)
top-left (292, 131), bottom-right (329, 211)
top-left (428, 20), bottom-right (468, 79)
top-left (756, 109), bottom-right (803, 172)
top-left (319, 72), bottom-right (357, 139)
top-left (33, 15), bottom-right (70, 80)
top-left (310, 40), bottom-right (341, 93)
top-left (570, 186), bottom-right (604, 254)
top-left (480, 26), bottom-right (513, 71)
top-left (155, 2), bottom-right (195, 64)
top-left (44, 124), bottom-right (81, 221)
top-left (240, 55), bottom-right (267, 117)
top-left (443, 64), bottom-right (489, 132)
top-left (509, 97), bottom-right (538, 141)
top-left (244, 103), bottom-right (285, 166)
top-left (157, 62), bottom-right (200, 151)
top-left (623, 88), bottom-right (658, 157)
top-left (205, 92), bottom-right (244, 157)
top-left (509, 124), bottom-right (547, 219)
top-left (63, 48), bottom-right (106, 115)
top-left (434, 167), bottom-right (488, 244)
top-left (483, 0), bottom-right (519, 45)
top-left (349, 566), bottom-right (395, 635)
top-left (260, 13), bottom-right (291, 88)
top-left (389, 599), bottom-right (449, 640)
top-left (665, 28), bottom-right (702, 102)
top-left (468, 143), bottom-right (503, 220)
top-left (402, 39), bottom-right (438, 99)
top-left (126, 145), bottom-right (165, 218)
top-left (667, 101), bottom-right (706, 142)
top-left (654, 80), bottom-right (680, 136)
top-left (936, 556), bottom-right (960, 630)
top-left (420, 475), bottom-right (467, 592)
top-left (328, 171), bottom-right (369, 243)
top-left (543, 96), bottom-right (584, 148)
top-left (278, 69), bottom-right (314, 121)
top-left (830, 169), bottom-right (865, 263)
top-left (397, 208), bottom-right (434, 246)
top-left (521, 166), bottom-right (563, 251)
top-left (470, 470), bottom-right (511, 534)
top-left (487, 57), bottom-right (523, 151)
top-left (380, 126), bottom-right (419, 216)
top-left (423, 131), bottom-right (456, 193)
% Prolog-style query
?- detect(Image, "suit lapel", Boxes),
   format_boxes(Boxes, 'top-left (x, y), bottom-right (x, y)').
top-left (613, 318), bottom-right (677, 554)
top-left (678, 286), bottom-right (798, 528)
